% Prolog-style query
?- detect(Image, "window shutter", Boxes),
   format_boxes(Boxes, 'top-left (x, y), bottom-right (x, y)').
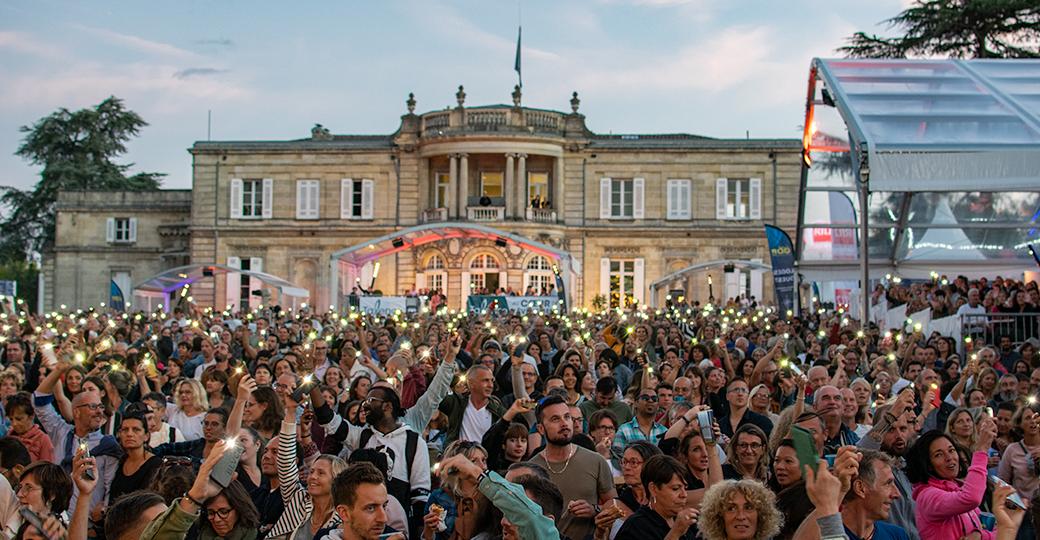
top-left (634, 258), bottom-right (645, 306)
top-left (461, 271), bottom-right (471, 306)
top-left (749, 177), bottom-right (762, 220)
top-left (683, 180), bottom-right (692, 219)
top-left (341, 178), bottom-right (353, 219)
top-left (105, 218), bottom-right (115, 243)
top-left (716, 178), bottom-right (728, 220)
top-left (309, 181), bottom-right (320, 218)
top-left (230, 179), bottom-right (243, 219)
top-left (361, 179), bottom-right (374, 220)
top-left (416, 272), bottom-right (426, 291)
top-left (261, 178), bottom-right (273, 219)
top-left (225, 256), bottom-right (241, 310)
top-left (599, 177), bottom-right (611, 219)
top-left (249, 257), bottom-right (263, 308)
top-left (666, 180), bottom-right (678, 219)
top-left (600, 258), bottom-right (610, 296)
top-left (498, 271), bottom-right (507, 293)
top-left (128, 218), bottom-right (138, 242)
top-left (633, 177), bottom-right (645, 219)
top-left (295, 181), bottom-right (306, 219)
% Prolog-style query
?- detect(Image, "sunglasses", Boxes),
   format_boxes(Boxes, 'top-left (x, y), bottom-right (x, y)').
top-left (637, 395), bottom-right (658, 402)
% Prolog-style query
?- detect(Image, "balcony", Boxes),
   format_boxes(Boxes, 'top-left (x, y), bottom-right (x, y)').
top-left (422, 208), bottom-right (448, 223)
top-left (467, 206), bottom-right (505, 222)
top-left (525, 207), bottom-right (557, 223)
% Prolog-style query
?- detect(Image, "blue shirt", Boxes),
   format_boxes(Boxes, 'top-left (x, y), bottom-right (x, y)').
top-left (844, 521), bottom-right (910, 540)
top-left (614, 417), bottom-right (666, 448)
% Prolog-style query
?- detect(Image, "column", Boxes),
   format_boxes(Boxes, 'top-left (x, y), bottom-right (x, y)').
top-left (448, 154), bottom-right (458, 219)
top-left (458, 153), bottom-right (469, 218)
top-left (504, 153), bottom-right (515, 219)
top-left (517, 154), bottom-right (527, 220)
top-left (554, 157), bottom-right (564, 220)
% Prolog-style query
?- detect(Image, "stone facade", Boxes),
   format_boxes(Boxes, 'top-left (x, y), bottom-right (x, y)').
top-left (44, 190), bottom-right (191, 310)
top-left (46, 89), bottom-right (801, 310)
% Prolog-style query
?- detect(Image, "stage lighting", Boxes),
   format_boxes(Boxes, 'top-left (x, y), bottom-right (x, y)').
top-left (392, 238), bottom-right (405, 248)
top-left (495, 237), bottom-right (508, 247)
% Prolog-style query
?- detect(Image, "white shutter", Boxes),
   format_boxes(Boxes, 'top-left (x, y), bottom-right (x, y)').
top-left (633, 177), bottom-right (645, 219)
top-left (666, 180), bottom-right (679, 220)
top-left (498, 271), bottom-right (507, 293)
top-left (716, 178), bottom-right (728, 220)
top-left (128, 218), bottom-right (138, 243)
top-left (295, 180), bottom-right (307, 219)
top-left (634, 258), bottom-right (645, 306)
top-left (749, 177), bottom-right (762, 220)
top-left (230, 179), bottom-right (243, 219)
top-left (261, 178), bottom-right (273, 219)
top-left (416, 272), bottom-right (427, 291)
top-left (599, 177), bottom-right (611, 219)
top-left (341, 178), bottom-right (353, 219)
top-left (105, 218), bottom-right (115, 243)
top-left (361, 179), bottom-right (374, 220)
top-left (225, 256), bottom-right (241, 311)
top-left (461, 271), bottom-right (472, 306)
top-left (249, 257), bottom-right (263, 308)
top-left (296, 180), bottom-right (319, 220)
top-left (683, 180), bottom-right (692, 219)
top-left (309, 181), bottom-right (320, 218)
top-left (600, 258), bottom-right (610, 296)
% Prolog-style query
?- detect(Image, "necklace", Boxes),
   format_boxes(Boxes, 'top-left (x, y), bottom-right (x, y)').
top-left (545, 445), bottom-right (576, 474)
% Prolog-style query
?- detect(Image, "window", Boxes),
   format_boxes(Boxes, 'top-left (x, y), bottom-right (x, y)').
top-left (600, 177), bottom-right (645, 219)
top-left (426, 255), bottom-right (445, 270)
top-left (226, 257), bottom-right (264, 312)
top-left (296, 180), bottom-right (320, 220)
top-left (667, 179), bottom-right (692, 220)
top-left (427, 272), bottom-right (444, 293)
top-left (524, 255), bottom-right (554, 295)
top-left (528, 172), bottom-right (549, 208)
top-left (106, 217), bottom-right (137, 244)
top-left (230, 178), bottom-right (272, 219)
top-left (340, 178), bottom-right (374, 219)
top-left (469, 272), bottom-right (486, 291)
top-left (716, 177), bottom-right (761, 220)
top-left (480, 172), bottom-right (503, 198)
top-left (242, 180), bottom-right (263, 217)
top-left (600, 257), bottom-right (644, 308)
top-left (434, 172), bottom-right (450, 208)
top-left (469, 254), bottom-right (500, 269)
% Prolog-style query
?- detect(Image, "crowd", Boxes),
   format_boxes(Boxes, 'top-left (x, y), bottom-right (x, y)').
top-left (0, 274), bottom-right (1036, 540)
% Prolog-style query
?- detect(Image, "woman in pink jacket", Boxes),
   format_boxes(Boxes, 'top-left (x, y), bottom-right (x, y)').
top-left (907, 417), bottom-right (998, 540)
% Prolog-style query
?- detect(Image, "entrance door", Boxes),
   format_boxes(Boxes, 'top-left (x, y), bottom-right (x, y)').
top-left (485, 272), bottom-right (500, 292)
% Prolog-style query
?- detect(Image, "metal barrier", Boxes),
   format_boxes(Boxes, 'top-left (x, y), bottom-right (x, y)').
top-left (960, 312), bottom-right (1040, 349)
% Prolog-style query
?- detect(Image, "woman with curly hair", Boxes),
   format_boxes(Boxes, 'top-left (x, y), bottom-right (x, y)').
top-left (697, 479), bottom-right (784, 540)
top-left (612, 455), bottom-right (700, 540)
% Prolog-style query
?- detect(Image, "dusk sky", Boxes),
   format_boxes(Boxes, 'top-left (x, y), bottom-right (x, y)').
top-left (0, 0), bottom-right (908, 192)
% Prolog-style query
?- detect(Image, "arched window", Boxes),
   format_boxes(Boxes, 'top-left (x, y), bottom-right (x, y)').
top-left (426, 255), bottom-right (445, 270)
top-left (523, 256), bottom-right (554, 296)
top-left (469, 253), bottom-right (500, 269)
top-left (525, 256), bottom-right (552, 271)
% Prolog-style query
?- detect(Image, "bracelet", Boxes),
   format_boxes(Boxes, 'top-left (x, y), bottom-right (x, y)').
top-left (184, 492), bottom-right (206, 508)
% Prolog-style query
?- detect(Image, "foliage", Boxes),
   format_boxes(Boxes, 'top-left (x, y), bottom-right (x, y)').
top-left (0, 260), bottom-right (39, 314)
top-left (1, 96), bottom-right (164, 261)
top-left (839, 0), bottom-right (1040, 58)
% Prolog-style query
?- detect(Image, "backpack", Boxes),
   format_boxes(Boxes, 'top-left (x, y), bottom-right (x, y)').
top-left (358, 427), bottom-right (419, 508)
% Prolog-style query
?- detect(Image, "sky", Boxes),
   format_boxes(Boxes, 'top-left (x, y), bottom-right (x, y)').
top-left (0, 0), bottom-right (909, 192)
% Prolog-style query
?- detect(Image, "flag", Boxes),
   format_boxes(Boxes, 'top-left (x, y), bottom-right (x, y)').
top-left (764, 224), bottom-right (798, 315)
top-left (110, 280), bottom-right (126, 311)
top-left (514, 26), bottom-right (522, 88)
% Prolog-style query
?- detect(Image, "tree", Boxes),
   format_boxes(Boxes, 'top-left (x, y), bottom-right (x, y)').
top-left (839, 0), bottom-right (1040, 58)
top-left (1, 96), bottom-right (164, 263)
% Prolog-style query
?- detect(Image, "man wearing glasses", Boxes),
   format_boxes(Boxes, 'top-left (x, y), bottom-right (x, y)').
top-left (33, 359), bottom-right (121, 517)
top-left (613, 388), bottom-right (666, 448)
top-left (718, 378), bottom-right (774, 439)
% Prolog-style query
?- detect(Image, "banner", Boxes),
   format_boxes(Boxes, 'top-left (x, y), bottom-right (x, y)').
top-left (468, 295), bottom-right (562, 313)
top-left (358, 296), bottom-right (408, 315)
top-left (110, 280), bottom-right (126, 311)
top-left (764, 224), bottom-right (797, 314)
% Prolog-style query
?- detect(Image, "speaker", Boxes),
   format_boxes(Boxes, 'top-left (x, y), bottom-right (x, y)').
top-left (202, 267), bottom-right (214, 277)
top-left (392, 238), bottom-right (405, 249)
top-left (723, 264), bottom-right (735, 273)
top-left (495, 237), bottom-right (508, 247)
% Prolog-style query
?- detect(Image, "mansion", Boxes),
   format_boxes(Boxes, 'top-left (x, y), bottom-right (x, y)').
top-left (42, 87), bottom-right (802, 312)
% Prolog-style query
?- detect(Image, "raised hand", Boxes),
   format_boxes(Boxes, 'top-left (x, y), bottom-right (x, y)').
top-left (237, 374), bottom-right (257, 401)
top-left (72, 446), bottom-right (98, 495)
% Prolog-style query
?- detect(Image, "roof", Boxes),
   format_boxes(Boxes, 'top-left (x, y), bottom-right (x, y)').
top-left (588, 135), bottom-right (799, 150)
top-left (134, 264), bottom-right (309, 298)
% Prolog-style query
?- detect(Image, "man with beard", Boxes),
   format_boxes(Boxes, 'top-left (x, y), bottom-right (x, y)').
top-left (313, 384), bottom-right (430, 537)
top-left (841, 450), bottom-right (910, 540)
top-left (858, 390), bottom-right (919, 538)
top-left (814, 385), bottom-right (859, 454)
top-left (614, 387), bottom-right (666, 447)
top-left (34, 359), bottom-right (122, 515)
top-left (530, 394), bottom-right (615, 540)
top-left (334, 462), bottom-right (406, 540)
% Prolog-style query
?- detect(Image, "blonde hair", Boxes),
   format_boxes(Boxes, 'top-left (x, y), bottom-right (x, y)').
top-left (699, 480), bottom-right (783, 540)
top-left (176, 378), bottom-right (208, 414)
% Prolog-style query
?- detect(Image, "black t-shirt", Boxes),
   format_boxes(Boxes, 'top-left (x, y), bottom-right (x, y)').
top-left (109, 454), bottom-right (162, 503)
top-left (615, 505), bottom-right (697, 540)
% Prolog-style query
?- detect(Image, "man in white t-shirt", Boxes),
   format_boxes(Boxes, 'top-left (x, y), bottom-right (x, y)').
top-left (956, 288), bottom-right (987, 335)
top-left (437, 365), bottom-right (504, 445)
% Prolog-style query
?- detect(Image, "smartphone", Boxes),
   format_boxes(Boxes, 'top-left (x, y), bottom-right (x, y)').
top-left (79, 442), bottom-right (96, 481)
top-left (19, 508), bottom-right (45, 535)
top-left (790, 426), bottom-right (820, 474)
top-left (990, 475), bottom-right (1028, 510)
top-left (697, 410), bottom-right (715, 443)
top-left (210, 442), bottom-right (245, 488)
top-left (292, 376), bottom-right (318, 403)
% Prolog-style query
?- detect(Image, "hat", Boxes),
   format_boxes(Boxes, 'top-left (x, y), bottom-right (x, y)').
top-left (483, 339), bottom-right (502, 351)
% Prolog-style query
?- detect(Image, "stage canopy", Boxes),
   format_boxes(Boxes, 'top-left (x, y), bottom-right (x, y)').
top-left (329, 223), bottom-right (580, 309)
top-left (134, 264), bottom-right (310, 300)
top-left (797, 58), bottom-right (1040, 285)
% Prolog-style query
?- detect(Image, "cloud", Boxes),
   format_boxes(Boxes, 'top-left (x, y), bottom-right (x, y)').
top-left (0, 30), bottom-right (66, 60)
top-left (68, 23), bottom-right (197, 59)
top-left (173, 67), bottom-right (230, 79)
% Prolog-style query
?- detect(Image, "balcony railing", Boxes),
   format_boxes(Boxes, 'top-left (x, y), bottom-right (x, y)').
top-left (422, 208), bottom-right (448, 223)
top-left (467, 206), bottom-right (505, 222)
top-left (526, 207), bottom-right (557, 223)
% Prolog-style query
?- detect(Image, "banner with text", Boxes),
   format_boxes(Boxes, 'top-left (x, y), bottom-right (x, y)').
top-left (764, 224), bottom-right (797, 314)
top-left (468, 295), bottom-right (562, 313)
top-left (359, 296), bottom-right (409, 315)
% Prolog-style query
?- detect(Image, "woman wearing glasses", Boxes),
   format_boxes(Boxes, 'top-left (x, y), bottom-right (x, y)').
top-left (615, 441), bottom-right (663, 517)
top-left (15, 463), bottom-right (70, 528)
top-left (200, 480), bottom-right (261, 540)
top-left (722, 424), bottom-right (770, 482)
